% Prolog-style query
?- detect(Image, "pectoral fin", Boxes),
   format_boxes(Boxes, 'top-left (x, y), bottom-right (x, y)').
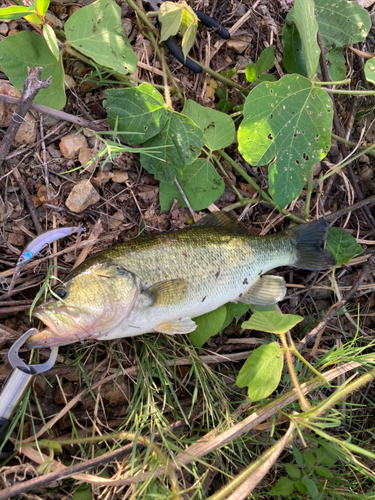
top-left (156, 317), bottom-right (197, 335)
top-left (238, 276), bottom-right (286, 305)
top-left (144, 278), bottom-right (189, 306)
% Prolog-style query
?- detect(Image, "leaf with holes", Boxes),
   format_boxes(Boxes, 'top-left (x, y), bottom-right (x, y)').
top-left (326, 227), bottom-right (363, 265)
top-left (159, 158), bottom-right (224, 211)
top-left (0, 31), bottom-right (65, 109)
top-left (140, 112), bottom-right (204, 182)
top-left (238, 74), bottom-right (333, 207)
top-left (189, 306), bottom-right (227, 348)
top-left (242, 310), bottom-right (303, 334)
top-left (293, 0), bottom-right (320, 78)
top-left (182, 100), bottom-right (235, 150)
top-left (235, 342), bottom-right (283, 401)
top-left (365, 58), bottom-right (375, 84)
top-left (104, 84), bottom-right (168, 144)
top-left (65, 0), bottom-right (137, 75)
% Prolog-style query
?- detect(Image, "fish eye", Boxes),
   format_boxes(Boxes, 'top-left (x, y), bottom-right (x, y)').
top-left (54, 287), bottom-right (68, 300)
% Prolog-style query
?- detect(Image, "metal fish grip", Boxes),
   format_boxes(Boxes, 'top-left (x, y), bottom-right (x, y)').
top-left (0, 329), bottom-right (58, 458)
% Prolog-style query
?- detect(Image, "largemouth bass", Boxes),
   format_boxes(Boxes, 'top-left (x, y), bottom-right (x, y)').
top-left (26, 213), bottom-right (334, 349)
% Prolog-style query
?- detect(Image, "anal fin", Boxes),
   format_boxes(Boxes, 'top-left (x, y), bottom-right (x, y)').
top-left (238, 275), bottom-right (286, 305)
top-left (156, 317), bottom-right (197, 335)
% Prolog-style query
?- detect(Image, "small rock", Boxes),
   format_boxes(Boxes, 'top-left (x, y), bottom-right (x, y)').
top-left (8, 20), bottom-right (18, 30)
top-left (0, 23), bottom-right (8, 36)
top-left (41, 113), bottom-right (60, 127)
top-left (8, 232), bottom-right (24, 247)
top-left (59, 133), bottom-right (88, 159)
top-left (64, 74), bottom-right (76, 89)
top-left (15, 113), bottom-right (37, 145)
top-left (234, 2), bottom-right (248, 16)
top-left (8, 29), bottom-right (18, 36)
top-left (122, 18), bottom-right (132, 38)
top-left (47, 145), bottom-right (62, 158)
top-left (227, 36), bottom-right (252, 54)
top-left (360, 164), bottom-right (373, 180)
top-left (45, 11), bottom-right (64, 29)
top-left (237, 56), bottom-right (249, 69)
top-left (111, 170), bottom-right (129, 183)
top-left (109, 210), bottom-right (125, 230)
top-left (0, 80), bottom-right (35, 144)
top-left (359, 154), bottom-right (370, 163)
top-left (65, 180), bottom-right (100, 212)
top-left (78, 146), bottom-right (95, 166)
top-left (309, 287), bottom-right (331, 300)
top-left (93, 170), bottom-right (113, 185)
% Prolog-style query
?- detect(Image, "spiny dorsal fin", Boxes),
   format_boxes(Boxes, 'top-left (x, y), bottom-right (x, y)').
top-left (144, 278), bottom-right (189, 306)
top-left (194, 212), bottom-right (247, 235)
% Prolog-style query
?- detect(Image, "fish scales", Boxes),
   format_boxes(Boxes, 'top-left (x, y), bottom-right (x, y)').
top-left (26, 215), bottom-right (335, 348)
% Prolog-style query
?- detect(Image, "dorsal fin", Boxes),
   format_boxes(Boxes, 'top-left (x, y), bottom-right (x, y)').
top-left (194, 212), bottom-right (248, 235)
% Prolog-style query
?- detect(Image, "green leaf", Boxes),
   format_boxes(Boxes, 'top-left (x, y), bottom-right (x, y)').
top-left (235, 342), bottom-right (283, 401)
top-left (238, 74), bottom-right (333, 207)
top-left (314, 465), bottom-right (333, 478)
top-left (302, 476), bottom-right (319, 498)
top-left (43, 24), bottom-right (59, 60)
top-left (0, 6), bottom-right (32, 20)
top-left (365, 58), bottom-right (375, 85)
top-left (295, 478), bottom-right (308, 494)
top-left (159, 158), bottom-right (224, 211)
top-left (140, 112), bottom-right (204, 182)
top-left (73, 484), bottom-right (93, 500)
top-left (36, 0), bottom-right (50, 16)
top-left (303, 450), bottom-right (316, 467)
top-left (0, 31), bottom-right (65, 109)
top-left (282, 12), bottom-right (310, 77)
top-left (189, 306), bottom-right (227, 348)
top-left (315, 0), bottom-right (370, 49)
top-left (65, 0), bottom-right (137, 75)
top-left (245, 63), bottom-right (259, 83)
top-left (182, 99), bottom-right (235, 150)
top-left (293, 0), bottom-right (320, 79)
top-left (256, 45), bottom-right (275, 74)
top-left (250, 304), bottom-right (277, 313)
top-left (326, 227), bottom-right (363, 265)
top-left (326, 49), bottom-right (346, 82)
top-left (316, 444), bottom-right (338, 466)
top-left (269, 476), bottom-right (295, 496)
top-left (180, 4), bottom-right (198, 58)
top-left (256, 74), bottom-right (277, 83)
top-left (104, 84), bottom-right (168, 145)
top-left (242, 310), bottom-right (303, 334)
top-left (293, 444), bottom-right (304, 467)
top-left (221, 302), bottom-right (250, 331)
top-left (159, 1), bottom-right (183, 42)
top-left (285, 463), bottom-right (301, 479)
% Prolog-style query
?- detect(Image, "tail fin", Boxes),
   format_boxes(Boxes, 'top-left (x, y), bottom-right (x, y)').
top-left (287, 220), bottom-right (335, 270)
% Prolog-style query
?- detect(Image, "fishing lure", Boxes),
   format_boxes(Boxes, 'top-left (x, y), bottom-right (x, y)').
top-left (16, 226), bottom-right (84, 267)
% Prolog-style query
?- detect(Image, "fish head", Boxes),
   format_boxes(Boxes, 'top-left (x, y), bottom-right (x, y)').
top-left (27, 262), bottom-right (138, 349)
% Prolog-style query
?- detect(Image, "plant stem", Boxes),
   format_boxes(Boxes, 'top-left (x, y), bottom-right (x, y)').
top-left (303, 169), bottom-right (314, 219)
top-left (279, 332), bottom-right (311, 412)
top-left (314, 142), bottom-right (375, 187)
top-left (192, 59), bottom-right (248, 93)
top-left (125, 0), bottom-right (157, 33)
top-left (332, 133), bottom-right (375, 156)
top-left (161, 48), bottom-right (173, 108)
top-left (223, 198), bottom-right (258, 212)
top-left (322, 88), bottom-right (375, 96)
top-left (313, 79), bottom-right (351, 86)
top-left (217, 149), bottom-right (305, 223)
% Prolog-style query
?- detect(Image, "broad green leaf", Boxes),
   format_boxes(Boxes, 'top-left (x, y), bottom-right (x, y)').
top-left (65, 0), bottom-right (137, 75)
top-left (242, 310), bottom-right (303, 334)
top-left (104, 84), bottom-right (168, 144)
top-left (235, 342), bottom-right (283, 401)
top-left (245, 63), bottom-right (259, 83)
top-left (256, 74), bottom-right (277, 83)
top-left (303, 450), bottom-right (316, 467)
top-left (285, 463), bottom-right (301, 479)
top-left (293, 444), bottom-right (304, 467)
top-left (0, 6), bottom-right (32, 20)
top-left (365, 58), bottom-right (375, 85)
top-left (0, 31), bottom-right (65, 109)
top-left (326, 227), bottom-right (363, 265)
top-left (140, 112), bottom-right (204, 182)
top-left (238, 74), bottom-right (333, 207)
top-left (250, 304), bottom-right (277, 313)
top-left (295, 479), bottom-right (308, 494)
top-left (269, 477), bottom-right (295, 496)
top-left (315, 0), bottom-right (370, 49)
top-left (159, 158), bottom-right (224, 211)
top-left (314, 465), bottom-right (333, 478)
top-left (256, 45), bottom-right (275, 74)
top-left (282, 12), bottom-right (310, 76)
top-left (293, 0), bottom-right (320, 79)
top-left (180, 4), bottom-right (198, 58)
top-left (189, 306), bottom-right (227, 348)
top-left (302, 476), bottom-right (319, 498)
top-left (43, 24), bottom-right (59, 60)
top-left (73, 484), bottom-right (93, 500)
top-left (159, 1), bottom-right (183, 42)
top-left (35, 0), bottom-right (50, 16)
top-left (221, 302), bottom-right (250, 331)
top-left (326, 49), bottom-right (346, 82)
top-left (182, 99), bottom-right (235, 150)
